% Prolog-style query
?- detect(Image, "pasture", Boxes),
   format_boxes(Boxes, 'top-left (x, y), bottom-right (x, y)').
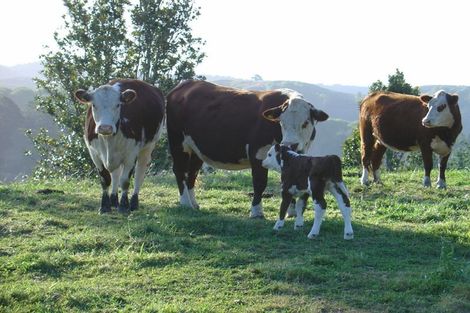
top-left (1, 169), bottom-right (469, 312)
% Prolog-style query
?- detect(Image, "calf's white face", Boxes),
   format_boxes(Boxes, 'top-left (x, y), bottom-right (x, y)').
top-left (75, 83), bottom-right (136, 136)
top-left (421, 90), bottom-right (457, 128)
top-left (263, 92), bottom-right (328, 153)
top-left (261, 145), bottom-right (281, 171)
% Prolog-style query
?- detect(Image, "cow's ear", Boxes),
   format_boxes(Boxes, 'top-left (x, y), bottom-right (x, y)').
top-left (75, 89), bottom-right (92, 103)
top-left (262, 101), bottom-right (288, 122)
top-left (420, 95), bottom-right (432, 103)
top-left (310, 109), bottom-right (329, 122)
top-left (121, 89), bottom-right (137, 104)
top-left (446, 94), bottom-right (459, 105)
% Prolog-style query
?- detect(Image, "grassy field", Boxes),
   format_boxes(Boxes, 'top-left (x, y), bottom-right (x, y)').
top-left (1, 169), bottom-right (469, 312)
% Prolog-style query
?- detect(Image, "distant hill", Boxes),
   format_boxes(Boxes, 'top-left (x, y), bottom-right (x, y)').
top-left (0, 62), bottom-right (41, 89)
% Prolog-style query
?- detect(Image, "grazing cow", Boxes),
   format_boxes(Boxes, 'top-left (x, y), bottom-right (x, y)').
top-left (359, 90), bottom-right (462, 188)
top-left (262, 144), bottom-right (353, 240)
top-left (75, 79), bottom-right (165, 214)
top-left (166, 80), bottom-right (328, 218)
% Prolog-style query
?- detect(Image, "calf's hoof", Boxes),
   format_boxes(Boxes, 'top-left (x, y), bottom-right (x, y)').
top-left (130, 194), bottom-right (139, 211)
top-left (294, 218), bottom-right (304, 230)
top-left (307, 233), bottom-right (319, 240)
top-left (273, 219), bottom-right (285, 230)
top-left (344, 232), bottom-right (354, 240)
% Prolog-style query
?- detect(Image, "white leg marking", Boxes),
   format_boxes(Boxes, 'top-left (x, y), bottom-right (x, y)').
top-left (180, 182), bottom-right (195, 209)
top-left (423, 176), bottom-right (431, 187)
top-left (273, 219), bottom-right (285, 230)
top-left (308, 201), bottom-right (326, 239)
top-left (286, 201), bottom-right (297, 218)
top-left (110, 166), bottom-right (122, 195)
top-left (294, 198), bottom-right (305, 229)
top-left (373, 169), bottom-right (381, 183)
top-left (188, 188), bottom-right (200, 209)
top-left (329, 182), bottom-right (354, 240)
top-left (250, 203), bottom-right (264, 218)
top-left (360, 167), bottom-right (369, 185)
top-left (436, 178), bottom-right (446, 189)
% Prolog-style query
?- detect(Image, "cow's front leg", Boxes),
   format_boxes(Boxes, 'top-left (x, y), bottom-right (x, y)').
top-left (118, 162), bottom-right (135, 214)
top-left (274, 191), bottom-right (293, 230)
top-left (421, 146), bottom-right (433, 187)
top-left (250, 160), bottom-right (268, 218)
top-left (98, 168), bottom-right (112, 214)
top-left (436, 154), bottom-right (449, 189)
top-left (110, 166), bottom-right (122, 209)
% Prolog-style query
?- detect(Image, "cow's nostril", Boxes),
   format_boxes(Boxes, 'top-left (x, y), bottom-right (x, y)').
top-left (97, 125), bottom-right (113, 135)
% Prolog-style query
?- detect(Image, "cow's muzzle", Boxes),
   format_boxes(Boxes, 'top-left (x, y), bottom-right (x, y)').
top-left (422, 119), bottom-right (433, 128)
top-left (97, 124), bottom-right (114, 136)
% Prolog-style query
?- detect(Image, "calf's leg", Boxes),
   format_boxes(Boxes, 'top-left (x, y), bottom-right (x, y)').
top-left (329, 181), bottom-right (354, 240)
top-left (294, 193), bottom-right (309, 229)
top-left (307, 179), bottom-right (327, 239)
top-left (273, 191), bottom-right (293, 230)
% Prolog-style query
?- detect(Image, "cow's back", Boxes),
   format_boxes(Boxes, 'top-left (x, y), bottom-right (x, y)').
top-left (167, 80), bottom-right (286, 165)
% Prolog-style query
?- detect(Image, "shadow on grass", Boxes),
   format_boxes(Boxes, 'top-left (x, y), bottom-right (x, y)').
top-left (1, 182), bottom-right (469, 312)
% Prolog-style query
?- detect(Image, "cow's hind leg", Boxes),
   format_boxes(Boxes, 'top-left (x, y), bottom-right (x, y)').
top-left (186, 154), bottom-right (203, 209)
top-left (371, 142), bottom-right (386, 184)
top-left (98, 168), bottom-right (112, 214)
top-left (110, 166), bottom-right (122, 209)
top-left (131, 144), bottom-right (155, 211)
top-left (436, 154), bottom-right (449, 189)
top-left (250, 160), bottom-right (268, 218)
top-left (359, 120), bottom-right (374, 186)
top-left (294, 193), bottom-right (309, 229)
top-left (420, 146), bottom-right (433, 187)
top-left (328, 181), bottom-right (354, 240)
top-left (117, 161), bottom-right (136, 214)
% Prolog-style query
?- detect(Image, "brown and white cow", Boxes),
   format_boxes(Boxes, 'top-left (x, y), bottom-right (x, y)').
top-left (75, 79), bottom-right (165, 214)
top-left (262, 144), bottom-right (353, 240)
top-left (166, 80), bottom-right (328, 218)
top-left (359, 90), bottom-right (462, 188)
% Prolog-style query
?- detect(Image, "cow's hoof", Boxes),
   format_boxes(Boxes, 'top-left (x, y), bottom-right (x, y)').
top-left (436, 179), bottom-right (447, 189)
top-left (118, 195), bottom-right (130, 215)
top-left (99, 207), bottom-right (112, 214)
top-left (130, 194), bottom-right (139, 211)
top-left (110, 193), bottom-right (119, 208)
top-left (423, 176), bottom-right (431, 187)
top-left (344, 233), bottom-right (354, 240)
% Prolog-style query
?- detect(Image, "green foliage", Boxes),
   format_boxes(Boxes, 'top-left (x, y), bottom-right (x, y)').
top-left (30, 0), bottom-right (204, 179)
top-left (369, 68), bottom-right (420, 96)
top-left (342, 125), bottom-right (361, 168)
top-left (1, 170), bottom-right (470, 312)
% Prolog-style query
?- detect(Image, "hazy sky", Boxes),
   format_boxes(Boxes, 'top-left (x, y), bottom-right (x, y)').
top-left (2, 0), bottom-right (470, 86)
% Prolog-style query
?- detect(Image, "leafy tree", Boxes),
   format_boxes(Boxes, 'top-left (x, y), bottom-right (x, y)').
top-left (342, 126), bottom-right (361, 168)
top-left (29, 0), bottom-right (204, 179)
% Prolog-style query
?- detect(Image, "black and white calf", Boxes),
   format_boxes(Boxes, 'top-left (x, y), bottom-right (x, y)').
top-left (262, 144), bottom-right (354, 240)
top-left (75, 79), bottom-right (165, 214)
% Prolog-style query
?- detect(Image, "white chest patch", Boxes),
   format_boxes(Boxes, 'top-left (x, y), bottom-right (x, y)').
top-left (430, 136), bottom-right (451, 156)
top-left (87, 130), bottom-right (144, 172)
top-left (182, 135), bottom-right (250, 170)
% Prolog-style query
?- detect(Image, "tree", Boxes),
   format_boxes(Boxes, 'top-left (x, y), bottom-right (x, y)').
top-left (29, 0), bottom-right (204, 179)
top-left (342, 126), bottom-right (361, 168)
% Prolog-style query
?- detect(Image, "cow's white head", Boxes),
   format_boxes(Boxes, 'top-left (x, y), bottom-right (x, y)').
top-left (75, 83), bottom-right (136, 136)
top-left (421, 90), bottom-right (458, 129)
top-left (262, 90), bottom-right (328, 153)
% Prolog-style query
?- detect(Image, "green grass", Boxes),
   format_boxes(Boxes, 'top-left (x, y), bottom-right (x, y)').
top-left (1, 169), bottom-right (469, 312)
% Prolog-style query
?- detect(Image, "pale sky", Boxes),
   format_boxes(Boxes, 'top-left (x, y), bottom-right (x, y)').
top-left (1, 0), bottom-right (470, 86)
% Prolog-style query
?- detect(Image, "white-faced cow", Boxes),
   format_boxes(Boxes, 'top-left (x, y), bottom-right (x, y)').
top-left (262, 144), bottom-right (353, 240)
top-left (359, 90), bottom-right (462, 188)
top-left (166, 80), bottom-right (329, 218)
top-left (75, 79), bottom-right (165, 214)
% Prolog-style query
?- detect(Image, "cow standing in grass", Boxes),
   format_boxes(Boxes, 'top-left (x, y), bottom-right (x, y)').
top-left (359, 90), bottom-right (462, 188)
top-left (75, 79), bottom-right (165, 214)
top-left (166, 80), bottom-right (328, 218)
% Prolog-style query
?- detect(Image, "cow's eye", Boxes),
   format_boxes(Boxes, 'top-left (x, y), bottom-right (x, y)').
top-left (437, 104), bottom-right (446, 112)
top-left (301, 121), bottom-right (309, 129)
